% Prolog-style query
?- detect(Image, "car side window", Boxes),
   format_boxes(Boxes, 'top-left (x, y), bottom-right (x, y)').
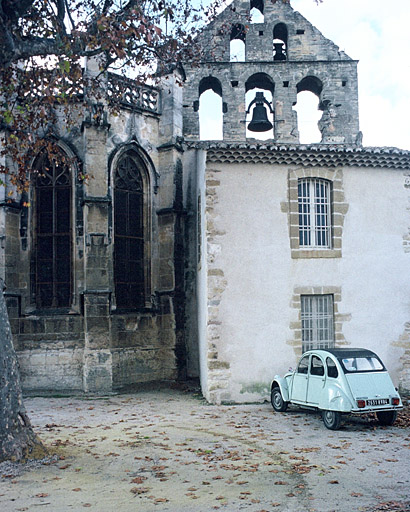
top-left (297, 355), bottom-right (309, 374)
top-left (310, 355), bottom-right (324, 376)
top-left (326, 357), bottom-right (338, 378)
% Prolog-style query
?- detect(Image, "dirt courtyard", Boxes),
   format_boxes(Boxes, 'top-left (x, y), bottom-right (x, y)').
top-left (1, 387), bottom-right (409, 512)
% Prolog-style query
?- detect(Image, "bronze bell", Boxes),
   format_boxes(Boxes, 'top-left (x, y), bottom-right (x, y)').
top-left (247, 92), bottom-right (274, 132)
top-left (273, 42), bottom-right (286, 61)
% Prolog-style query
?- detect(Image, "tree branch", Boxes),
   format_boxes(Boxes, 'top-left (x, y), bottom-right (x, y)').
top-left (55, 0), bottom-right (67, 34)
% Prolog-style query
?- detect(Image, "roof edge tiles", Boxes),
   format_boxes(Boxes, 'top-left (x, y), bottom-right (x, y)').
top-left (184, 142), bottom-right (410, 170)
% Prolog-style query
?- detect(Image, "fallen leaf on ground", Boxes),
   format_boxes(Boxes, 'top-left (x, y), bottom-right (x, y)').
top-left (130, 487), bottom-right (150, 494)
top-left (131, 477), bottom-right (147, 483)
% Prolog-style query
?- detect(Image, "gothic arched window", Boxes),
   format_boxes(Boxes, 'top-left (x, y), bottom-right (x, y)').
top-left (114, 152), bottom-right (147, 309)
top-left (33, 151), bottom-right (72, 308)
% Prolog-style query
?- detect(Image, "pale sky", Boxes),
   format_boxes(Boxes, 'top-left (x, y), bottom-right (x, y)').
top-left (292, 0), bottom-right (410, 150)
top-left (198, 0), bottom-right (410, 150)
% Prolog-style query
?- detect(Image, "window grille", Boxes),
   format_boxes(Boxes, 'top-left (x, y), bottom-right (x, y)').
top-left (301, 295), bottom-right (334, 352)
top-left (298, 178), bottom-right (331, 248)
top-left (34, 153), bottom-right (72, 308)
top-left (114, 153), bottom-right (145, 309)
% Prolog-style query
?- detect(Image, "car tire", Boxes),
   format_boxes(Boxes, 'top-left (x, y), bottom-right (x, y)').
top-left (376, 410), bottom-right (397, 426)
top-left (271, 387), bottom-right (288, 412)
top-left (321, 410), bottom-right (342, 430)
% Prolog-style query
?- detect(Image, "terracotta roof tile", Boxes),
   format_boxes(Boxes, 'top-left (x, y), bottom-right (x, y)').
top-left (185, 142), bottom-right (410, 170)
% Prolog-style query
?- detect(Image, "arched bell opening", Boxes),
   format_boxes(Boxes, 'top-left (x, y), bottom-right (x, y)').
top-left (230, 24), bottom-right (246, 62)
top-left (245, 73), bottom-right (275, 140)
top-left (198, 76), bottom-right (224, 141)
top-left (250, 0), bottom-right (264, 23)
top-left (273, 23), bottom-right (288, 61)
top-left (293, 76), bottom-right (323, 143)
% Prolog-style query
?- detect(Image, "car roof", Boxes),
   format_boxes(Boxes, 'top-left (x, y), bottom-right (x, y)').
top-left (311, 348), bottom-right (379, 359)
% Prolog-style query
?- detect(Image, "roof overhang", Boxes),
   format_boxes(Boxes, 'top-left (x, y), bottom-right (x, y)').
top-left (185, 142), bottom-right (410, 170)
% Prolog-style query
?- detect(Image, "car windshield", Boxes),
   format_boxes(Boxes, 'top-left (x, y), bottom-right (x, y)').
top-left (340, 356), bottom-right (384, 373)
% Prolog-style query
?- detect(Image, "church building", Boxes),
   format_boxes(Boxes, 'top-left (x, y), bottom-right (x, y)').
top-left (2, 0), bottom-right (410, 402)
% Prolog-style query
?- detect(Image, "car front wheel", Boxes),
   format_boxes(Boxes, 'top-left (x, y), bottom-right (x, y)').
top-left (271, 387), bottom-right (288, 412)
top-left (376, 410), bottom-right (397, 426)
top-left (322, 410), bottom-right (342, 430)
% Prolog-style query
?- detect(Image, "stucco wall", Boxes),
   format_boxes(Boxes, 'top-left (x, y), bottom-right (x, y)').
top-left (200, 161), bottom-right (410, 403)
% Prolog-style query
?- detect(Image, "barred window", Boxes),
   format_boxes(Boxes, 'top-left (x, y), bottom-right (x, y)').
top-left (34, 152), bottom-right (72, 309)
top-left (114, 152), bottom-right (146, 309)
top-left (298, 178), bottom-right (331, 248)
top-left (301, 295), bottom-right (334, 352)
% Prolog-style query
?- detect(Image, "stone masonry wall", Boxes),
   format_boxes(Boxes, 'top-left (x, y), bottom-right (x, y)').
top-left (183, 0), bottom-right (359, 144)
top-left (2, 67), bottom-right (186, 394)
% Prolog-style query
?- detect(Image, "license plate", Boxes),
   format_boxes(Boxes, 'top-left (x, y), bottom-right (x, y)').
top-left (367, 398), bottom-right (389, 406)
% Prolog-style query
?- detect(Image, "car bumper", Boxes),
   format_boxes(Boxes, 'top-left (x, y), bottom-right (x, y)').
top-left (350, 406), bottom-right (403, 414)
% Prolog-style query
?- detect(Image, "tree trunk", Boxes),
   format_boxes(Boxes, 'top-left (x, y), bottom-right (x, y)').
top-left (0, 279), bottom-right (46, 462)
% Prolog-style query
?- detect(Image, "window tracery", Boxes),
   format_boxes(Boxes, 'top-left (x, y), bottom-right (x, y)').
top-left (33, 151), bottom-right (72, 309)
top-left (114, 152), bottom-right (146, 309)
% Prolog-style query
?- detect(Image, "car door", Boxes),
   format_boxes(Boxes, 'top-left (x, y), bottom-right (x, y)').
top-left (306, 355), bottom-right (326, 405)
top-left (291, 355), bottom-right (310, 403)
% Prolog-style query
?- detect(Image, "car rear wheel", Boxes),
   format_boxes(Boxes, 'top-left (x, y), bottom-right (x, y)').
top-left (376, 410), bottom-right (397, 426)
top-left (271, 387), bottom-right (288, 412)
top-left (322, 410), bottom-right (342, 430)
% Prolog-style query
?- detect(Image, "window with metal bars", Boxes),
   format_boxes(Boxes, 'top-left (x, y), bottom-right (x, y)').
top-left (114, 152), bottom-right (145, 309)
top-left (34, 152), bottom-right (72, 309)
top-left (301, 295), bottom-right (334, 352)
top-left (298, 178), bottom-right (331, 248)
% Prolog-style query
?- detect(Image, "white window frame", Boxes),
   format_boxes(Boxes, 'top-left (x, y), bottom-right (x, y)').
top-left (301, 294), bottom-right (334, 352)
top-left (298, 178), bottom-right (331, 248)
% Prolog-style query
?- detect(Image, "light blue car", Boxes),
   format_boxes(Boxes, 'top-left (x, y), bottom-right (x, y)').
top-left (271, 348), bottom-right (403, 430)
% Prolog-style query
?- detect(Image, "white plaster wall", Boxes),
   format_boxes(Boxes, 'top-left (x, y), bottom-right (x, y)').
top-left (202, 163), bottom-right (410, 403)
top-left (341, 167), bottom-right (410, 380)
top-left (203, 164), bottom-right (295, 402)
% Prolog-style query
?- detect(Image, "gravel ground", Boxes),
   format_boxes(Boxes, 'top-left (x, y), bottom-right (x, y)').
top-left (0, 388), bottom-right (409, 512)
